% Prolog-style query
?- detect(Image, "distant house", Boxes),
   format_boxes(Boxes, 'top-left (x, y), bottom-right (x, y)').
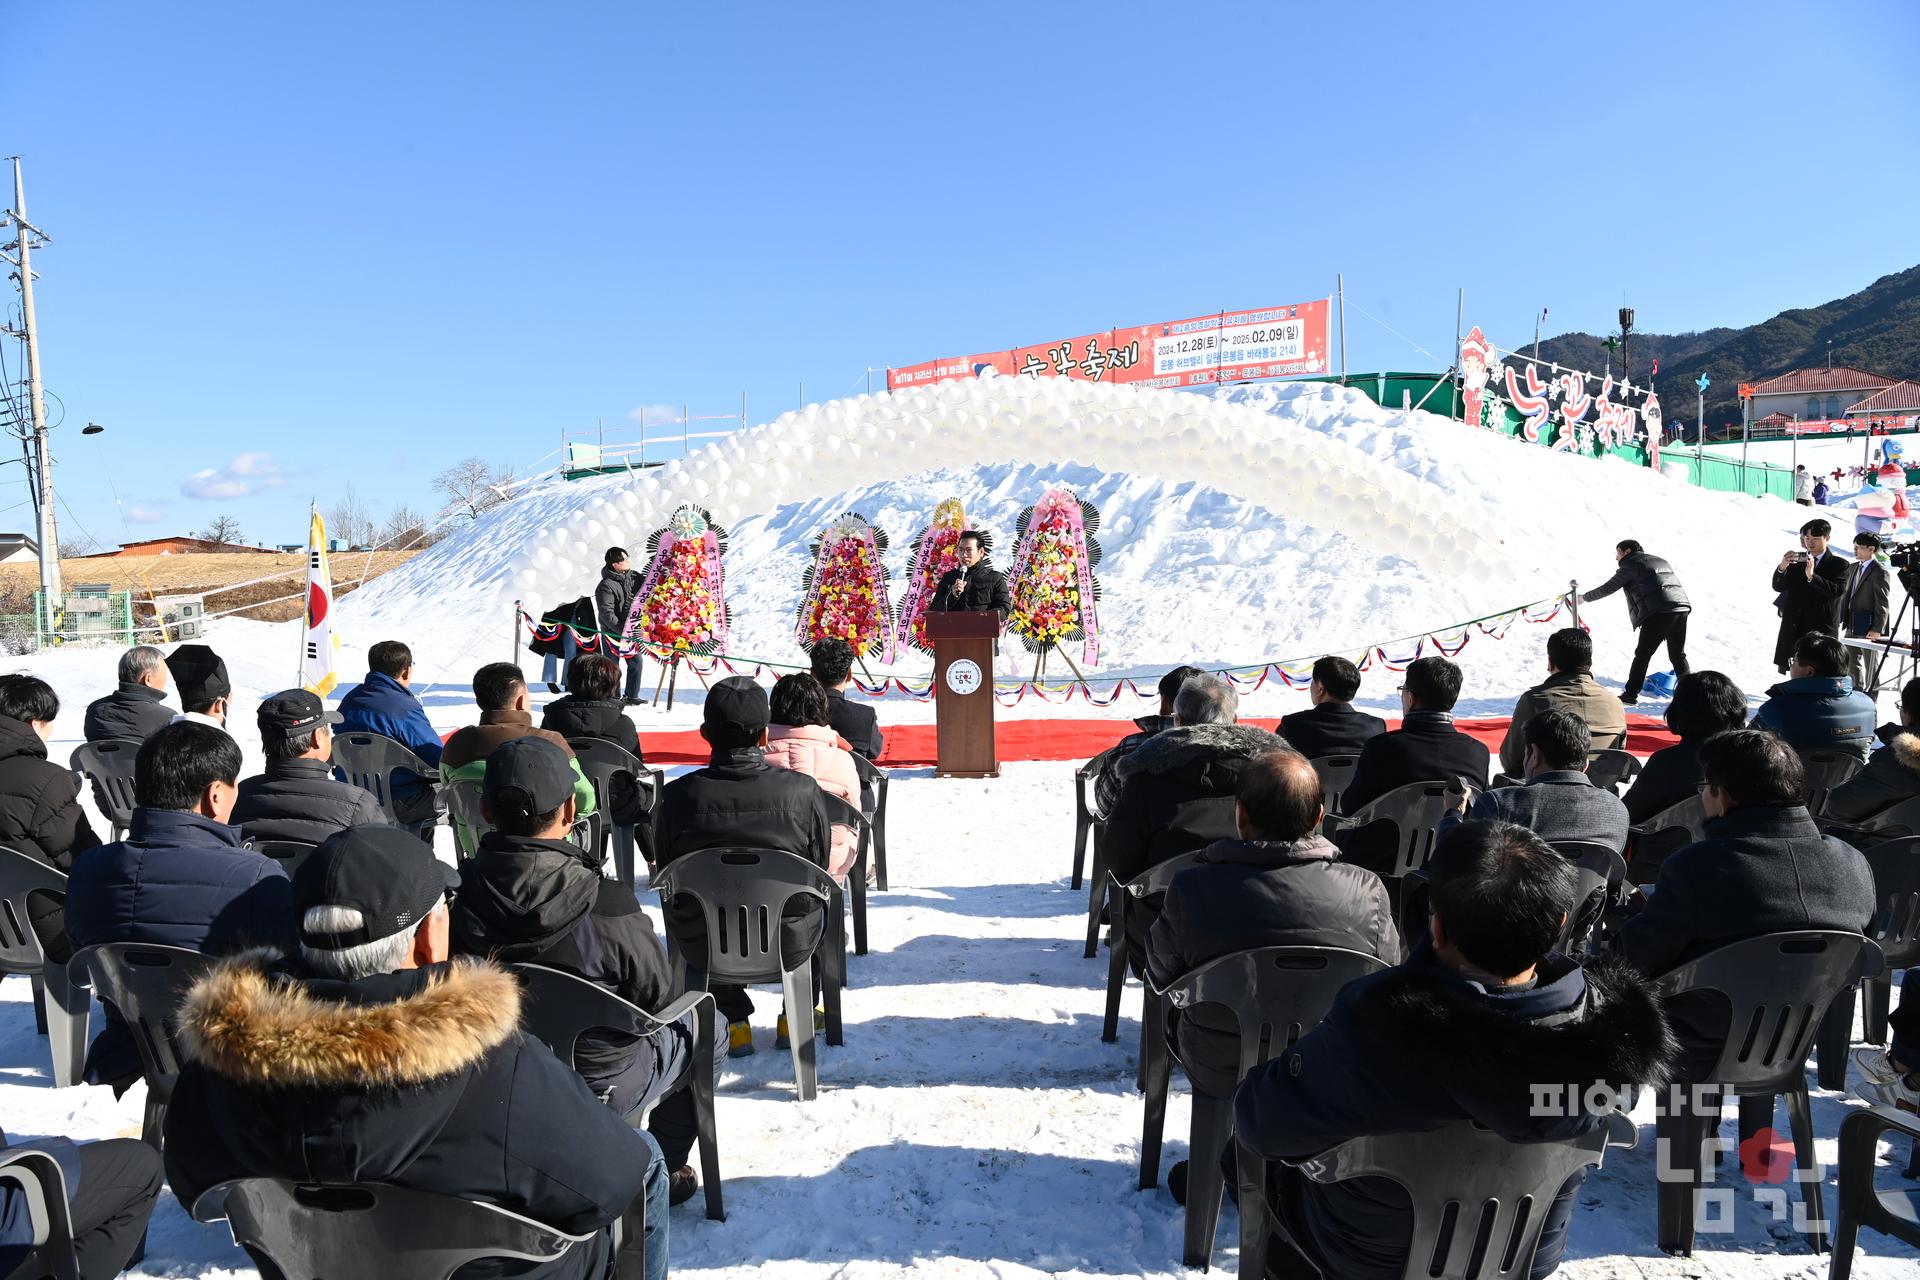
top-left (0, 533), bottom-right (39, 565)
top-left (1845, 380), bottom-right (1920, 421)
top-left (1746, 366), bottom-right (1896, 424)
top-left (81, 536), bottom-right (275, 558)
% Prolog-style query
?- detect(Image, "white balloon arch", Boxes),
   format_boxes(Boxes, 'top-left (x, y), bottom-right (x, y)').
top-left (505, 375), bottom-right (1508, 599)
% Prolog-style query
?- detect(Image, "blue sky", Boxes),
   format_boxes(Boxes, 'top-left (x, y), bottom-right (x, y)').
top-left (6, 2), bottom-right (1917, 548)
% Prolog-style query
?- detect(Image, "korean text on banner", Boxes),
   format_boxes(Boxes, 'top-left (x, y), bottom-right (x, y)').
top-left (887, 299), bottom-right (1332, 391)
top-left (300, 508), bottom-right (338, 697)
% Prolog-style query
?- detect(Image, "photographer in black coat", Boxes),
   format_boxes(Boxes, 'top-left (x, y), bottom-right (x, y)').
top-left (230, 690), bottom-right (385, 846)
top-left (1237, 821), bottom-right (1674, 1280)
top-left (1771, 518), bottom-right (1849, 673)
top-left (1578, 540), bottom-right (1692, 705)
top-left (593, 547), bottom-right (645, 704)
top-left (930, 530), bottom-right (1012, 619)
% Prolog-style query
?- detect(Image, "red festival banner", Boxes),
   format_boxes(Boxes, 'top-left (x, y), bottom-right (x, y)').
top-left (888, 300), bottom-right (1332, 392)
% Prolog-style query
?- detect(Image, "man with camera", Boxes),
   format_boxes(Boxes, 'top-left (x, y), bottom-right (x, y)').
top-left (1772, 518), bottom-right (1849, 674)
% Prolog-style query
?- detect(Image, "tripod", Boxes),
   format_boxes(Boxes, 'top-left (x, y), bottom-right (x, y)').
top-left (1866, 570), bottom-right (1918, 695)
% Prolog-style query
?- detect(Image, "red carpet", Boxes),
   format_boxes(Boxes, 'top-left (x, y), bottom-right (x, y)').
top-left (637, 714), bottom-right (1681, 768)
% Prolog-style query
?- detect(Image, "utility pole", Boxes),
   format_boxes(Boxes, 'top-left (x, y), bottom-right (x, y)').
top-left (1, 158), bottom-right (61, 613)
top-left (1618, 307), bottom-right (1635, 389)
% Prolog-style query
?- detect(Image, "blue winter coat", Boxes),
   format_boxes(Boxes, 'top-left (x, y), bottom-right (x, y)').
top-left (337, 671), bottom-right (443, 811)
top-left (65, 808), bottom-right (294, 1084)
top-left (1748, 674), bottom-right (1876, 761)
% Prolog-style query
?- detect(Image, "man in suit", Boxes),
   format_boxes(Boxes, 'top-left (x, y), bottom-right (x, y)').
top-left (1772, 518), bottom-right (1849, 673)
top-left (1278, 656), bottom-right (1387, 761)
top-left (1466, 710), bottom-right (1629, 852)
top-left (809, 637), bottom-right (883, 761)
top-left (1843, 531), bottom-right (1893, 696)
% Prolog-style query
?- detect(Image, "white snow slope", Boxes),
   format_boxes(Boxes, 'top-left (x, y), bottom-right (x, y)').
top-left (0, 379), bottom-right (1913, 1278)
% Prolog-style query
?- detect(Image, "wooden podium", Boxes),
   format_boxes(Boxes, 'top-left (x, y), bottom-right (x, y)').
top-left (927, 612), bottom-right (1000, 778)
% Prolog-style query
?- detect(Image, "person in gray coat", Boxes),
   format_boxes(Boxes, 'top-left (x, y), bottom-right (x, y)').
top-left (1578, 540), bottom-right (1691, 705)
top-left (1467, 710), bottom-right (1629, 852)
top-left (1842, 531), bottom-right (1893, 696)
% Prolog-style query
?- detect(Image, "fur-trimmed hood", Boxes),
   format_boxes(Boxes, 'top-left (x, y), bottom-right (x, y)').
top-left (1116, 721), bottom-right (1286, 784)
top-left (1350, 952), bottom-right (1675, 1092)
top-left (179, 949), bottom-right (522, 1089)
top-left (1890, 728), bottom-right (1920, 776)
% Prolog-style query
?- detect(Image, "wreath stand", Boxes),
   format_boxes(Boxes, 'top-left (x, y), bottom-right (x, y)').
top-left (651, 652), bottom-right (712, 711)
top-left (1030, 644), bottom-right (1088, 689)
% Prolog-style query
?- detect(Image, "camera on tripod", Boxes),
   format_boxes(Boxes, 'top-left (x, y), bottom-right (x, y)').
top-left (1886, 541), bottom-right (1920, 596)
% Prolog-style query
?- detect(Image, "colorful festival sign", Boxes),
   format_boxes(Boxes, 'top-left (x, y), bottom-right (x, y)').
top-left (888, 300), bottom-right (1332, 392)
top-left (794, 513), bottom-right (896, 663)
top-left (630, 505), bottom-right (731, 656)
top-left (1462, 325), bottom-right (1659, 457)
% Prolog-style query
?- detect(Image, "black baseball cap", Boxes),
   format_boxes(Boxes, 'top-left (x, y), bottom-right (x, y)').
top-left (703, 676), bottom-right (769, 744)
top-left (258, 688), bottom-right (344, 739)
top-left (292, 825), bottom-right (459, 950)
top-left (483, 737), bottom-right (576, 823)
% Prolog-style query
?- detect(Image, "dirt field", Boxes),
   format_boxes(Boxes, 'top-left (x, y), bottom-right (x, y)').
top-left (0, 550), bottom-right (420, 624)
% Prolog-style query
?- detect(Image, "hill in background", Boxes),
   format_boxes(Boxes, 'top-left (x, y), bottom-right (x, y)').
top-left (1507, 264), bottom-right (1920, 435)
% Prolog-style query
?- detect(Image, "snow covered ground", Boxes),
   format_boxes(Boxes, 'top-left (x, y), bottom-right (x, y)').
top-left (0, 378), bottom-right (1915, 1277)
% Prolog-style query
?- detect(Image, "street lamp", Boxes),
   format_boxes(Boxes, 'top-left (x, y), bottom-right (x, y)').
top-left (81, 422), bottom-right (102, 436)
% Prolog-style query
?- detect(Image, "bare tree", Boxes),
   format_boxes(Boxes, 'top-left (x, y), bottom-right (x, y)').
top-left (199, 514), bottom-right (244, 547)
top-left (326, 486), bottom-right (378, 549)
top-left (379, 503), bottom-right (438, 550)
top-left (433, 458), bottom-right (517, 521)
top-left (58, 531), bottom-right (105, 556)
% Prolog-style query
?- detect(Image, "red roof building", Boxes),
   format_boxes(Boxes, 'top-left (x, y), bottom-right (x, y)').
top-left (80, 536), bottom-right (274, 558)
top-left (1747, 365), bottom-right (1896, 424)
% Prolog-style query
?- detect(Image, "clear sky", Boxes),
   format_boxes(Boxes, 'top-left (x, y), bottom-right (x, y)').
top-left (6, 1), bottom-right (1917, 548)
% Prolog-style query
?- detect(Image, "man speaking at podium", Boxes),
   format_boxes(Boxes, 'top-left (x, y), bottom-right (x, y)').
top-left (931, 530), bottom-right (1012, 620)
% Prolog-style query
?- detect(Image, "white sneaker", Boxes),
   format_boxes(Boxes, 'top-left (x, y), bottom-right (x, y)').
top-left (1851, 1047), bottom-right (1920, 1112)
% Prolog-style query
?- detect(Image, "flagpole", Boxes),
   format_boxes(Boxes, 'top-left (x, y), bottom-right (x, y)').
top-left (298, 501), bottom-right (314, 687)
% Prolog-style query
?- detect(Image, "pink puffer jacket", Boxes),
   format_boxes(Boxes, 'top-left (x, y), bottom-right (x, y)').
top-left (762, 723), bottom-right (862, 878)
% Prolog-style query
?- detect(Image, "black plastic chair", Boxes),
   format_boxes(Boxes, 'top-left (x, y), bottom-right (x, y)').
top-left (1099, 850), bottom-right (1206, 1046)
top-left (440, 779), bottom-right (490, 860)
top-left (1081, 815), bottom-right (1111, 960)
top-left (1140, 945), bottom-right (1389, 1274)
top-left (191, 1178), bottom-right (598, 1280)
top-left (1651, 930), bottom-right (1884, 1256)
top-left (1585, 748), bottom-right (1642, 795)
top-left (1071, 746), bottom-right (1121, 891)
top-left (0, 846), bottom-right (86, 1088)
top-left (1860, 838), bottom-right (1920, 1045)
top-left (1281, 1114), bottom-right (1633, 1280)
top-left (1331, 780), bottom-right (1459, 879)
top-left (1627, 792), bottom-right (1707, 886)
top-left (851, 754), bottom-right (891, 891)
top-left (652, 847), bottom-right (840, 1100)
top-left (1828, 794), bottom-right (1920, 847)
top-left (330, 732), bottom-right (437, 836)
top-left (0, 1146), bottom-right (79, 1280)
top-left (1307, 754), bottom-right (1361, 815)
top-left (248, 839), bottom-right (320, 879)
top-left (68, 739), bottom-right (140, 842)
top-left (1801, 748), bottom-right (1867, 818)
top-left (1548, 840), bottom-right (1627, 957)
top-left (566, 737), bottom-right (661, 887)
top-left (70, 942), bottom-right (217, 1151)
top-left (510, 963), bottom-right (723, 1221)
top-left (820, 794), bottom-right (873, 959)
top-left (1828, 1104), bottom-right (1920, 1279)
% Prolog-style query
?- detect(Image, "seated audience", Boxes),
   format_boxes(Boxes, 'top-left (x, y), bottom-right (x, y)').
top-left (1499, 628), bottom-right (1627, 779)
top-left (164, 825), bottom-right (666, 1280)
top-left (1614, 729), bottom-right (1875, 1080)
top-left (1749, 632), bottom-right (1877, 762)
top-left (451, 738), bottom-right (713, 1208)
top-left (1334, 656), bottom-right (1490, 874)
top-left (762, 673), bottom-right (862, 880)
top-left (1622, 671), bottom-right (1747, 825)
top-left (1102, 674), bottom-right (1285, 974)
top-left (82, 645), bottom-right (173, 743)
top-left (230, 690), bottom-right (385, 846)
top-left (1466, 710), bottom-right (1629, 852)
top-left (1824, 675), bottom-right (1920, 836)
top-left (653, 677), bottom-right (831, 1059)
top-left (441, 662), bottom-right (595, 853)
top-left (0, 1126), bottom-right (161, 1280)
top-left (1277, 655), bottom-right (1388, 761)
top-left (1093, 664), bottom-right (1207, 816)
top-left (337, 640), bottom-right (444, 826)
top-left (65, 721), bottom-right (293, 1088)
top-left (164, 644), bottom-right (233, 732)
top-left (0, 674), bottom-right (99, 964)
top-left (1147, 749), bottom-right (1401, 1203)
top-left (1236, 820), bottom-right (1673, 1280)
top-left (810, 637), bottom-right (884, 763)
top-left (541, 654), bottom-right (645, 762)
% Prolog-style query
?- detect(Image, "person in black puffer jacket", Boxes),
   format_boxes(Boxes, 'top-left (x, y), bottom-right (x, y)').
top-left (450, 737), bottom-right (716, 1206)
top-left (593, 547), bottom-right (645, 703)
top-left (542, 653), bottom-right (652, 860)
top-left (82, 645), bottom-right (175, 745)
top-left (229, 690), bottom-right (386, 847)
top-left (0, 675), bottom-right (101, 964)
top-left (1102, 675), bottom-right (1287, 975)
top-left (1578, 540), bottom-right (1692, 705)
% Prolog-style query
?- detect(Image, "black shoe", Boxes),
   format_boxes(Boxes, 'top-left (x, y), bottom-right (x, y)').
top-left (668, 1166), bottom-right (698, 1207)
top-left (622, 696), bottom-right (644, 707)
top-left (1621, 697), bottom-right (1638, 706)
top-left (547, 682), bottom-right (561, 695)
top-left (1168, 1159), bottom-right (1189, 1206)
